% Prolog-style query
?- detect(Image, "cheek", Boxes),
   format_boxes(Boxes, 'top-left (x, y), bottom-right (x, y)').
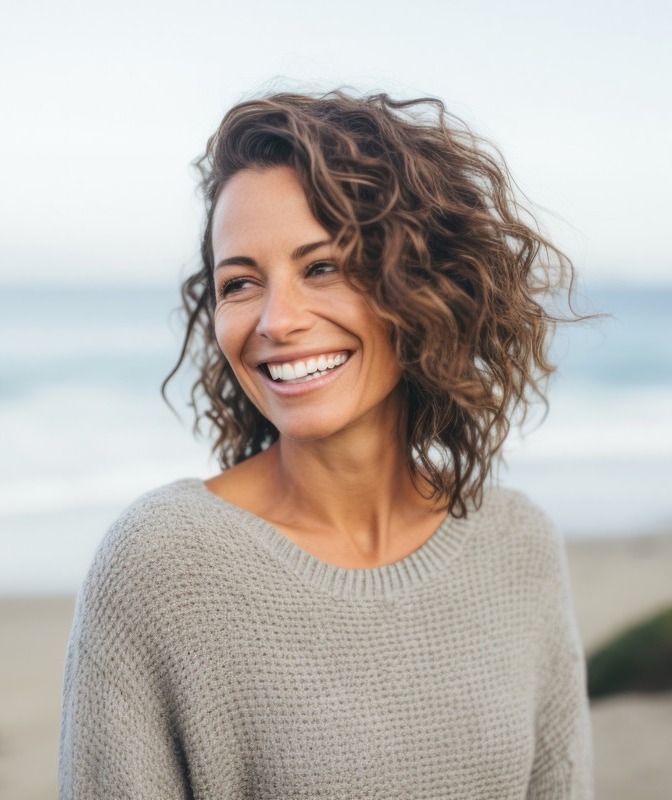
top-left (212, 316), bottom-right (227, 357)
top-left (359, 310), bottom-right (397, 359)
top-left (213, 313), bottom-right (243, 363)
top-left (371, 329), bottom-right (403, 386)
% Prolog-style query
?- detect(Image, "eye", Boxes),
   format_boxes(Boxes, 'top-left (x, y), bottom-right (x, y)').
top-left (217, 277), bottom-right (255, 299)
top-left (306, 260), bottom-right (338, 278)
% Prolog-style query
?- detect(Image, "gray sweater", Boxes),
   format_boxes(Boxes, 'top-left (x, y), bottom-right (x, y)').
top-left (59, 478), bottom-right (593, 799)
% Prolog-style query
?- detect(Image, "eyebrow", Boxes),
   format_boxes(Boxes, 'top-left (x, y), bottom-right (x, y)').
top-left (214, 239), bottom-right (333, 272)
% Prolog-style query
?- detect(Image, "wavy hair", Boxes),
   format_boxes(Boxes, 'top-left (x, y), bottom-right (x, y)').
top-left (163, 89), bottom-right (580, 517)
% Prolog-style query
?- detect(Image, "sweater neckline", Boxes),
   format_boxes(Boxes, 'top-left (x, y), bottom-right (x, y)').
top-left (186, 478), bottom-right (474, 600)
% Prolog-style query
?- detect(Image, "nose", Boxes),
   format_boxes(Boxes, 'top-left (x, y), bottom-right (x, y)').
top-left (255, 278), bottom-right (313, 342)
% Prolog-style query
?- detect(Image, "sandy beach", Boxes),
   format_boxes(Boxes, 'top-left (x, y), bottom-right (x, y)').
top-left (1, 531), bottom-right (671, 799)
top-left (567, 532), bottom-right (672, 799)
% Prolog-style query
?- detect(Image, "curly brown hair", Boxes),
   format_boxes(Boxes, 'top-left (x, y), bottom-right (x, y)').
top-left (163, 89), bottom-right (580, 517)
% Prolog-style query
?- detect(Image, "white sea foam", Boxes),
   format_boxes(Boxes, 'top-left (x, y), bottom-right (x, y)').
top-left (506, 385), bottom-right (672, 460)
top-left (1, 324), bottom-right (175, 359)
top-left (0, 462), bottom-right (209, 517)
top-left (0, 384), bottom-right (213, 515)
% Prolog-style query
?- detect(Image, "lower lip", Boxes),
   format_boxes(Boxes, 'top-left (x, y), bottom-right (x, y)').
top-left (259, 354), bottom-right (353, 397)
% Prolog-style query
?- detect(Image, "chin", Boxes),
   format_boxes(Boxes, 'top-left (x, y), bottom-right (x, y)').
top-left (273, 411), bottom-right (355, 444)
top-left (278, 426), bottom-right (346, 445)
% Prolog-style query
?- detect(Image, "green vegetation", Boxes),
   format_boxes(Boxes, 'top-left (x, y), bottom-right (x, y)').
top-left (587, 605), bottom-right (672, 699)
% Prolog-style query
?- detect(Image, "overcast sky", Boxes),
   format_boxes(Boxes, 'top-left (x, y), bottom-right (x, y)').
top-left (2, 0), bottom-right (670, 286)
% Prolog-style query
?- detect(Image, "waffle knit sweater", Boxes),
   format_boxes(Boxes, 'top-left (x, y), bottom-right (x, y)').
top-left (59, 478), bottom-right (593, 799)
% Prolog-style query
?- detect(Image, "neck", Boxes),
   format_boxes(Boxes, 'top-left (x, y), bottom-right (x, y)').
top-left (258, 399), bottom-right (440, 559)
top-left (206, 386), bottom-right (451, 566)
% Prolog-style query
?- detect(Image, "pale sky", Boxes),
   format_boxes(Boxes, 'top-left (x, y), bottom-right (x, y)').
top-left (2, 0), bottom-right (670, 286)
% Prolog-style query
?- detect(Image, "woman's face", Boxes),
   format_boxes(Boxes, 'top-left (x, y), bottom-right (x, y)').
top-left (211, 166), bottom-right (404, 443)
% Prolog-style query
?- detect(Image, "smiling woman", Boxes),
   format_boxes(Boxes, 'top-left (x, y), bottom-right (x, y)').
top-left (59, 90), bottom-right (593, 799)
top-left (209, 167), bottom-right (404, 447)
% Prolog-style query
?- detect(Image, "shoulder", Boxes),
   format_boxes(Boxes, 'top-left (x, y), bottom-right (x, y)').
top-left (92, 478), bottom-right (224, 558)
top-left (103, 476), bottom-right (253, 544)
top-left (79, 478), bottom-right (257, 609)
top-left (70, 478), bottom-right (266, 657)
top-left (468, 485), bottom-right (568, 582)
top-left (477, 484), bottom-right (559, 540)
top-left (464, 487), bottom-right (581, 652)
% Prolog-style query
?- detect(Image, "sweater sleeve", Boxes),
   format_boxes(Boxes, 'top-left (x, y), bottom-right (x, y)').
top-left (59, 542), bottom-right (190, 798)
top-left (526, 518), bottom-right (594, 800)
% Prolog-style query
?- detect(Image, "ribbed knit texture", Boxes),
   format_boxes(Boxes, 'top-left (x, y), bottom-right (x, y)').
top-left (59, 478), bottom-right (593, 799)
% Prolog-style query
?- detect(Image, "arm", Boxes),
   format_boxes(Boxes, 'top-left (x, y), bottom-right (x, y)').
top-left (527, 527), bottom-right (594, 799)
top-left (59, 624), bottom-right (190, 799)
top-left (59, 549), bottom-right (190, 799)
top-left (59, 598), bottom-right (191, 800)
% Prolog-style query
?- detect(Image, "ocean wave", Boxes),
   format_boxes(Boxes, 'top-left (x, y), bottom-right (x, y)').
top-left (0, 325), bottom-right (177, 360)
top-left (506, 385), bottom-right (672, 459)
top-left (0, 461), bottom-right (209, 517)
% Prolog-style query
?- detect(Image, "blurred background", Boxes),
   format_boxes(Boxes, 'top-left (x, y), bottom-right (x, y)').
top-left (1, 0), bottom-right (671, 797)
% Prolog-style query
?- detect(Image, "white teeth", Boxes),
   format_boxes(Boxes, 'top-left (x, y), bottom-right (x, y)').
top-left (281, 363), bottom-right (296, 381)
top-left (264, 352), bottom-right (350, 382)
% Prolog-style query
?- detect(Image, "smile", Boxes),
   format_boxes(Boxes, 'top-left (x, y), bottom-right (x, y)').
top-left (263, 352), bottom-right (350, 384)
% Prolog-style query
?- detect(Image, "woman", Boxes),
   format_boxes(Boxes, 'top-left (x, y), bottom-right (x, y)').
top-left (60, 91), bottom-right (593, 798)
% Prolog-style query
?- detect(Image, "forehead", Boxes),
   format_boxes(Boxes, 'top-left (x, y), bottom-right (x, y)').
top-left (211, 167), bottom-right (330, 257)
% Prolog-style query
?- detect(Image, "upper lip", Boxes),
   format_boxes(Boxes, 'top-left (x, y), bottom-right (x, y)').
top-left (254, 349), bottom-right (351, 367)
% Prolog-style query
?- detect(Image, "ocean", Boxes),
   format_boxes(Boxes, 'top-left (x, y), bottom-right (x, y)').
top-left (1, 283), bottom-right (671, 594)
